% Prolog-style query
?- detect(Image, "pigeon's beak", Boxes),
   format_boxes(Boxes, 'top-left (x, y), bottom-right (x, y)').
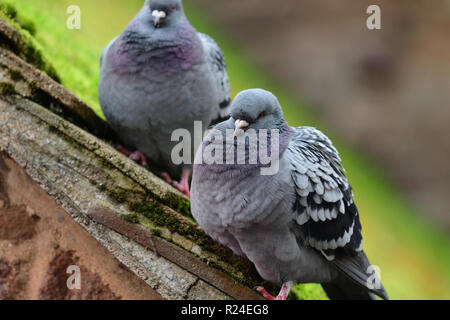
top-left (152, 10), bottom-right (166, 28)
top-left (234, 119), bottom-right (249, 137)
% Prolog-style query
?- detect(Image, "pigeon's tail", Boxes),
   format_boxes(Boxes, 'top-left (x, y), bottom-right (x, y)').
top-left (322, 250), bottom-right (389, 300)
top-left (321, 273), bottom-right (379, 300)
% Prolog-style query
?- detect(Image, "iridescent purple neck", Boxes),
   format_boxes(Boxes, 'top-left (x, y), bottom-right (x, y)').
top-left (109, 18), bottom-right (203, 75)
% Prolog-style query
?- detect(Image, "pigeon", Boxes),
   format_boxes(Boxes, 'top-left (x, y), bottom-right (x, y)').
top-left (98, 0), bottom-right (230, 197)
top-left (191, 89), bottom-right (388, 300)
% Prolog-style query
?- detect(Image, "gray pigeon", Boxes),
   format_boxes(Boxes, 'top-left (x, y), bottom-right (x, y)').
top-left (191, 89), bottom-right (388, 300)
top-left (98, 0), bottom-right (230, 196)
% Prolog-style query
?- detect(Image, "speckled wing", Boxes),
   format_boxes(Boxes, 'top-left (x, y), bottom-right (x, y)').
top-left (288, 126), bottom-right (363, 256)
top-left (288, 126), bottom-right (388, 299)
top-left (198, 33), bottom-right (231, 125)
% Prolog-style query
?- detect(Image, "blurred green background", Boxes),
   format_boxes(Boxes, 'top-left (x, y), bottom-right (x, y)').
top-left (1, 0), bottom-right (449, 299)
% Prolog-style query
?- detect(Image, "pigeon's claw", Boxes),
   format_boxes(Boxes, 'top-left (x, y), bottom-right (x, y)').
top-left (116, 145), bottom-right (132, 157)
top-left (255, 287), bottom-right (276, 300)
top-left (161, 169), bottom-right (191, 198)
top-left (255, 282), bottom-right (294, 300)
top-left (161, 172), bottom-right (175, 185)
top-left (129, 151), bottom-right (148, 167)
top-left (116, 146), bottom-right (148, 168)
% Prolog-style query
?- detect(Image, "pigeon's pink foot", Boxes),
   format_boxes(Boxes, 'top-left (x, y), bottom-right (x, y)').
top-left (161, 169), bottom-right (191, 198)
top-left (129, 151), bottom-right (148, 167)
top-left (255, 287), bottom-right (276, 300)
top-left (116, 145), bottom-right (132, 157)
top-left (255, 281), bottom-right (294, 300)
top-left (116, 145), bottom-right (148, 167)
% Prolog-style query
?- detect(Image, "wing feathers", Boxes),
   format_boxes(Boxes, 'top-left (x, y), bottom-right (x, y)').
top-left (198, 33), bottom-right (231, 125)
top-left (286, 126), bottom-right (386, 299)
top-left (288, 126), bottom-right (363, 254)
top-left (331, 251), bottom-right (389, 300)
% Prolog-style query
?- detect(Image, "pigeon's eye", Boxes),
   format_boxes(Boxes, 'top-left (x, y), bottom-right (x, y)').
top-left (172, 5), bottom-right (177, 11)
top-left (257, 112), bottom-right (265, 119)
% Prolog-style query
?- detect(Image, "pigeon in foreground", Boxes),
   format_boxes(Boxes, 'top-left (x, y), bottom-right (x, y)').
top-left (98, 0), bottom-right (230, 197)
top-left (191, 89), bottom-right (388, 300)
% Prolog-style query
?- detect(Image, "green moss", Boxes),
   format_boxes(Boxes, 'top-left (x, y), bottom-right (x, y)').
top-left (109, 188), bottom-right (248, 276)
top-left (28, 80), bottom-right (38, 94)
top-left (106, 187), bottom-right (128, 204)
top-left (151, 228), bottom-right (162, 237)
top-left (16, 17), bottom-right (35, 36)
top-left (120, 213), bottom-right (140, 224)
top-left (103, 175), bottom-right (192, 220)
top-left (0, 2), bottom-right (16, 20)
top-left (125, 195), bottom-right (225, 257)
top-left (8, 68), bottom-right (23, 81)
top-left (129, 200), bottom-right (165, 217)
top-left (0, 82), bottom-right (16, 95)
top-left (0, 2), bottom-right (34, 35)
top-left (292, 283), bottom-right (328, 300)
top-left (164, 193), bottom-right (192, 219)
top-left (0, 2), bottom-right (60, 82)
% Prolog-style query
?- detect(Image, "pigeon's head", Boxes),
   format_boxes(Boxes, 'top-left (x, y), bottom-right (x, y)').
top-left (145, 0), bottom-right (184, 28)
top-left (230, 89), bottom-right (285, 135)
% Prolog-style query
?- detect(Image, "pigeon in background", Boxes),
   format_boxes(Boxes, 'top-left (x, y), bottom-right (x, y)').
top-left (191, 89), bottom-right (388, 300)
top-left (98, 0), bottom-right (230, 197)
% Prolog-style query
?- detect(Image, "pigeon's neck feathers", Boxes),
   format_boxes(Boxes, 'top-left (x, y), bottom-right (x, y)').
top-left (195, 119), bottom-right (294, 178)
top-left (113, 13), bottom-right (203, 73)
